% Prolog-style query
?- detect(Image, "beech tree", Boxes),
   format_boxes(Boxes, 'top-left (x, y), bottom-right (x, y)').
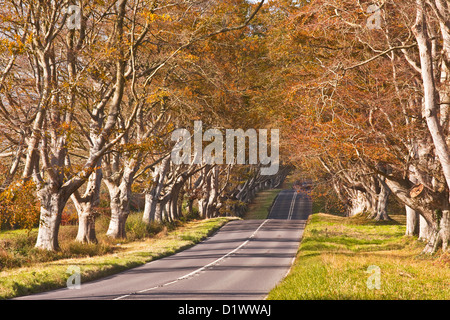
top-left (28, 0), bottom-right (138, 251)
top-left (100, 0), bottom-right (269, 237)
top-left (0, 0), bottom-right (271, 248)
top-left (411, 0), bottom-right (450, 252)
top-left (262, 0), bottom-right (449, 252)
top-left (3, 0), bottom-right (446, 255)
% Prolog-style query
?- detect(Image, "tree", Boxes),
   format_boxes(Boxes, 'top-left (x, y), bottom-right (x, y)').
top-left (0, 0), bottom-right (149, 250)
top-left (0, 0), bottom-right (268, 248)
top-left (411, 0), bottom-right (450, 252)
top-left (100, 0), bottom-right (268, 237)
top-left (260, 0), bottom-right (449, 252)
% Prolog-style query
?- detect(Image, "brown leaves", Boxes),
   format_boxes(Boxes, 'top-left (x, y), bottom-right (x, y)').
top-left (0, 181), bottom-right (40, 230)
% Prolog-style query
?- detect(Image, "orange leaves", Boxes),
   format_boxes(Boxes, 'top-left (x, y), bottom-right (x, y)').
top-left (142, 11), bottom-right (172, 23)
top-left (0, 181), bottom-right (40, 230)
top-left (0, 36), bottom-right (26, 55)
top-left (117, 135), bottom-right (165, 156)
top-left (146, 89), bottom-right (170, 105)
top-left (180, 52), bottom-right (200, 63)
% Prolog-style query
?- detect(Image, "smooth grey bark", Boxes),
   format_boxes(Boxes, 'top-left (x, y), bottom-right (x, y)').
top-left (440, 209), bottom-right (450, 252)
top-left (419, 214), bottom-right (431, 240)
top-left (165, 180), bottom-right (185, 221)
top-left (422, 210), bottom-right (449, 253)
top-left (347, 190), bottom-right (371, 217)
top-left (383, 177), bottom-right (448, 253)
top-left (410, 0), bottom-right (450, 253)
top-left (105, 184), bottom-right (129, 239)
top-left (71, 165), bottom-right (103, 243)
top-left (104, 156), bottom-right (140, 239)
top-left (142, 156), bottom-right (170, 223)
top-left (374, 177), bottom-right (391, 221)
top-left (198, 166), bottom-right (219, 219)
top-left (75, 205), bottom-right (97, 243)
top-left (166, 164), bottom-right (205, 220)
top-left (413, 0), bottom-right (450, 202)
top-left (405, 205), bottom-right (420, 236)
top-left (34, 185), bottom-right (66, 251)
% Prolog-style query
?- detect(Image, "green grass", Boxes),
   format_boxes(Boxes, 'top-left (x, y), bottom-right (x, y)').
top-left (243, 188), bottom-right (283, 220)
top-left (267, 213), bottom-right (450, 300)
top-left (0, 181), bottom-right (284, 299)
top-left (0, 216), bottom-right (236, 299)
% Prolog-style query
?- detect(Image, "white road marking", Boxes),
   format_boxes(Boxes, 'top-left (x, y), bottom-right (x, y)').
top-left (113, 219), bottom-right (269, 300)
top-left (288, 192), bottom-right (297, 220)
top-left (267, 193), bottom-right (279, 218)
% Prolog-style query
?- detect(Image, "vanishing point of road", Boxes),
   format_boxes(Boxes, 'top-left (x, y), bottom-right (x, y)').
top-left (16, 189), bottom-right (312, 300)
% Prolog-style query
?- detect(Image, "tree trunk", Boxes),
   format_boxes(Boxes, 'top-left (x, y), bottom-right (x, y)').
top-left (74, 202), bottom-right (98, 243)
top-left (103, 147), bottom-right (141, 237)
top-left (156, 200), bottom-right (166, 221)
top-left (413, 0), bottom-right (450, 204)
top-left (142, 156), bottom-right (170, 224)
top-left (105, 183), bottom-right (130, 239)
top-left (421, 205), bottom-right (449, 254)
top-left (186, 196), bottom-right (195, 217)
top-left (166, 182), bottom-right (184, 221)
top-left (421, 219), bottom-right (445, 254)
top-left (419, 214), bottom-right (431, 241)
top-left (71, 165), bottom-right (102, 243)
top-left (35, 187), bottom-right (66, 251)
top-left (348, 190), bottom-right (370, 217)
top-left (198, 196), bottom-right (207, 219)
top-left (440, 209), bottom-right (450, 252)
top-left (198, 166), bottom-right (219, 219)
top-left (143, 192), bottom-right (158, 222)
top-left (374, 178), bottom-right (391, 221)
top-left (405, 205), bottom-right (420, 236)
top-left (207, 167), bottom-right (219, 218)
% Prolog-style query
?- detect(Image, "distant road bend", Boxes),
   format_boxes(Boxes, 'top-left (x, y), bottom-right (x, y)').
top-left (17, 189), bottom-right (312, 300)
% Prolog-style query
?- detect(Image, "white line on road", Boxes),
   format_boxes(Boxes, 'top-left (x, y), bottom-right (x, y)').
top-left (267, 193), bottom-right (279, 218)
top-left (113, 219), bottom-right (269, 300)
top-left (288, 192), bottom-right (297, 220)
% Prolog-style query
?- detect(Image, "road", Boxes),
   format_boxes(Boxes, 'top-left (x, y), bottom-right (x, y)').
top-left (16, 189), bottom-right (311, 300)
top-left (268, 189), bottom-right (312, 220)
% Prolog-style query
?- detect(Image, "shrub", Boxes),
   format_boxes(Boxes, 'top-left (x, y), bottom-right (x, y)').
top-left (0, 181), bottom-right (40, 230)
top-left (60, 210), bottom-right (78, 226)
top-left (125, 213), bottom-right (163, 241)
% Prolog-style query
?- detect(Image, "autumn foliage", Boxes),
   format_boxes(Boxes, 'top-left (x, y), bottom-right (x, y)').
top-left (0, 180), bottom-right (40, 230)
top-left (0, 0), bottom-right (448, 255)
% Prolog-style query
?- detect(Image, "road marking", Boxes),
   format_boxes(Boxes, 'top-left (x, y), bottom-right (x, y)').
top-left (267, 193), bottom-right (280, 218)
top-left (288, 192), bottom-right (297, 220)
top-left (113, 219), bottom-right (269, 300)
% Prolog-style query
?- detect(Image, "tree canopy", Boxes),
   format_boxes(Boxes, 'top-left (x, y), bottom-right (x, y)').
top-left (0, 0), bottom-right (449, 254)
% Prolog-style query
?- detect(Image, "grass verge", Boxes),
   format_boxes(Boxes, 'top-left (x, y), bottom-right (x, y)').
top-left (0, 216), bottom-right (236, 299)
top-left (243, 188), bottom-right (283, 220)
top-left (267, 213), bottom-right (450, 300)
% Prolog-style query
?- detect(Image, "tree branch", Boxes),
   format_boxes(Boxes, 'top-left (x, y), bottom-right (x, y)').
top-left (344, 43), bottom-right (418, 71)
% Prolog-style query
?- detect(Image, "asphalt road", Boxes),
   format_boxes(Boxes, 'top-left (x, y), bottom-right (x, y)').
top-left (267, 189), bottom-right (312, 220)
top-left (16, 189), bottom-right (311, 300)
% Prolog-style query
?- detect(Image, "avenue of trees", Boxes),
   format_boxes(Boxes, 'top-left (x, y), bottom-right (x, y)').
top-left (270, 0), bottom-right (450, 254)
top-left (0, 0), bottom-right (288, 251)
top-left (0, 0), bottom-right (449, 254)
